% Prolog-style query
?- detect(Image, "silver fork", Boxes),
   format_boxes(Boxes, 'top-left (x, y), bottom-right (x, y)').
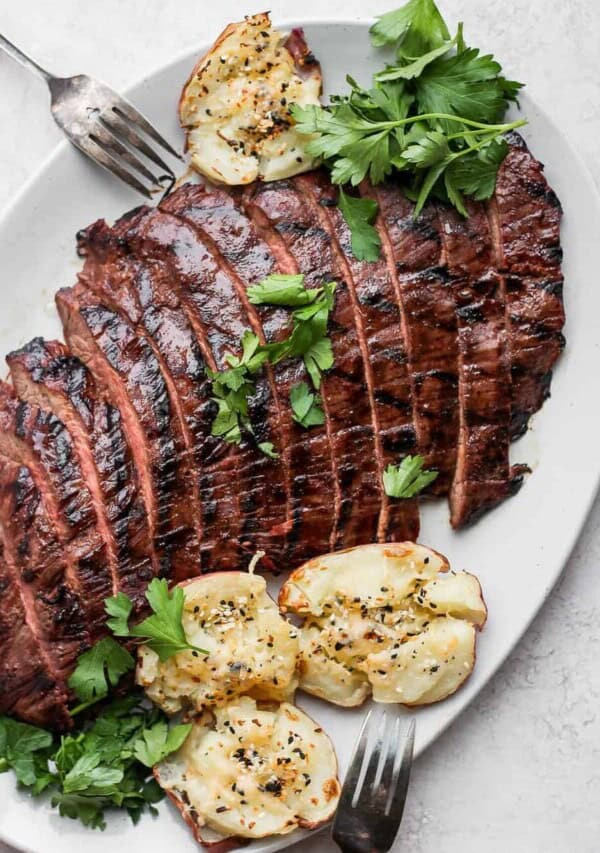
top-left (0, 32), bottom-right (182, 198)
top-left (332, 711), bottom-right (416, 853)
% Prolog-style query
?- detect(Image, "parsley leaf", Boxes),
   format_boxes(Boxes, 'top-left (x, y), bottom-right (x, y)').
top-left (445, 137), bottom-right (509, 199)
top-left (133, 721), bottom-right (192, 768)
top-left (370, 0), bottom-right (450, 56)
top-left (375, 38), bottom-right (455, 82)
top-left (258, 441), bottom-right (279, 459)
top-left (383, 455), bottom-right (439, 498)
top-left (130, 579), bottom-right (207, 662)
top-left (247, 274), bottom-right (317, 306)
top-left (414, 48), bottom-right (522, 130)
top-left (303, 337), bottom-right (335, 389)
top-left (105, 592), bottom-right (133, 637)
top-left (0, 717), bottom-right (54, 789)
top-left (337, 189), bottom-right (382, 262)
top-left (68, 638), bottom-right (135, 712)
top-left (290, 382), bottom-right (326, 428)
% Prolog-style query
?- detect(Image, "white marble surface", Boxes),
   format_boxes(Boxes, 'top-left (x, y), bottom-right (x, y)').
top-left (1, 1), bottom-right (599, 851)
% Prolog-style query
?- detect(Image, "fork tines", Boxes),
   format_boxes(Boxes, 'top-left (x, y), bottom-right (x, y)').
top-left (332, 710), bottom-right (416, 853)
top-left (85, 98), bottom-right (182, 199)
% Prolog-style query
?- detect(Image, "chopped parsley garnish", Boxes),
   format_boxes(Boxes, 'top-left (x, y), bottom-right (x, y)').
top-left (290, 0), bottom-right (526, 258)
top-left (0, 696), bottom-right (189, 830)
top-left (383, 454), bottom-right (439, 498)
top-left (290, 381), bottom-right (325, 428)
top-left (210, 274), bottom-right (336, 449)
top-left (337, 189), bottom-right (382, 262)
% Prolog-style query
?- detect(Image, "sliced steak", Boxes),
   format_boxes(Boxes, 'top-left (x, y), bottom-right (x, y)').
top-left (160, 183), bottom-right (335, 562)
top-left (437, 202), bottom-right (526, 527)
top-left (489, 133), bottom-right (565, 437)
top-left (365, 182), bottom-right (459, 493)
top-left (0, 510), bottom-right (71, 729)
top-left (242, 178), bottom-right (382, 549)
top-left (8, 337), bottom-right (154, 608)
top-left (300, 174), bottom-right (420, 542)
top-left (119, 202), bottom-right (289, 566)
top-left (56, 282), bottom-right (198, 583)
top-left (78, 219), bottom-right (211, 575)
top-left (0, 454), bottom-right (86, 719)
top-left (0, 381), bottom-right (110, 642)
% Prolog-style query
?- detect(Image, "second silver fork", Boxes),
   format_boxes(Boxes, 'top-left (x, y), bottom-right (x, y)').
top-left (332, 710), bottom-right (416, 853)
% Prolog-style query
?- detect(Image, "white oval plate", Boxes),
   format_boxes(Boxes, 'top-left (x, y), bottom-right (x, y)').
top-left (1, 18), bottom-right (600, 853)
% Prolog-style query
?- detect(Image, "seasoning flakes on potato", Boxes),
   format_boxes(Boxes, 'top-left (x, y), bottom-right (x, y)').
top-left (137, 572), bottom-right (299, 714)
top-left (279, 543), bottom-right (487, 707)
top-left (179, 12), bottom-right (322, 185)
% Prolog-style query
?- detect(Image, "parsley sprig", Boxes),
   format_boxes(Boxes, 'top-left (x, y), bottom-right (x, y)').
top-left (0, 696), bottom-right (190, 830)
top-left (383, 454), bottom-right (439, 498)
top-left (209, 275), bottom-right (336, 448)
top-left (69, 579), bottom-right (207, 715)
top-left (290, 0), bottom-right (526, 256)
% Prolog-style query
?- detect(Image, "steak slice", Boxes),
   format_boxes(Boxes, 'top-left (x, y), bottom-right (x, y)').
top-left (0, 381), bottom-right (110, 641)
top-left (160, 184), bottom-right (335, 563)
top-left (0, 503), bottom-right (71, 730)
top-left (56, 282), bottom-right (198, 583)
top-left (365, 183), bottom-right (459, 493)
top-left (300, 173), bottom-right (420, 542)
top-left (78, 219), bottom-right (212, 575)
top-left (8, 337), bottom-right (154, 609)
top-left (242, 178), bottom-right (382, 549)
top-left (437, 202), bottom-right (526, 527)
top-left (0, 455), bottom-right (86, 725)
top-left (489, 133), bottom-right (565, 437)
top-left (120, 202), bottom-right (289, 566)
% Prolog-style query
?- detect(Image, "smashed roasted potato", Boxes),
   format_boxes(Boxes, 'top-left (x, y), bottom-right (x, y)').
top-left (154, 696), bottom-right (340, 846)
top-left (279, 543), bottom-right (487, 707)
top-left (179, 12), bottom-right (322, 184)
top-left (137, 572), bottom-right (299, 714)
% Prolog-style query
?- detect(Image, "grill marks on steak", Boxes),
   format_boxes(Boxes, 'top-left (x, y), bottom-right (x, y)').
top-left (77, 219), bottom-right (208, 577)
top-left (366, 182), bottom-right (459, 494)
top-left (0, 382), bottom-right (109, 642)
top-left (56, 281), bottom-right (197, 583)
top-left (242, 178), bottom-right (382, 550)
top-left (0, 501), bottom-right (71, 729)
top-left (7, 338), bottom-right (154, 609)
top-left (488, 133), bottom-right (565, 438)
top-left (300, 174), bottom-right (420, 542)
top-left (0, 456), bottom-right (85, 712)
top-left (120, 203), bottom-right (287, 567)
top-left (436, 202), bottom-right (526, 527)
top-left (160, 184), bottom-right (335, 562)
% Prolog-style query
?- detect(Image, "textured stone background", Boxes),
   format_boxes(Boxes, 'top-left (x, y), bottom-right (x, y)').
top-left (0, 1), bottom-right (599, 851)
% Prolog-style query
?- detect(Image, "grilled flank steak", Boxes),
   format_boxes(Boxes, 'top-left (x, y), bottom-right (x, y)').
top-left (0, 134), bottom-right (564, 728)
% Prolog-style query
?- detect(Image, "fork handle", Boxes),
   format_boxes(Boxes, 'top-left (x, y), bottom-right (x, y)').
top-left (0, 33), bottom-right (53, 83)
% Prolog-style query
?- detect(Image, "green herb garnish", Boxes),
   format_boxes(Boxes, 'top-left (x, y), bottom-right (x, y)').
top-left (0, 696), bottom-right (189, 830)
top-left (290, 381), bottom-right (326, 428)
top-left (210, 275), bottom-right (336, 448)
top-left (337, 189), bottom-right (382, 262)
top-left (383, 454), bottom-right (439, 498)
top-left (69, 579), bottom-right (207, 715)
top-left (68, 638), bottom-right (135, 715)
top-left (290, 0), bottom-right (526, 257)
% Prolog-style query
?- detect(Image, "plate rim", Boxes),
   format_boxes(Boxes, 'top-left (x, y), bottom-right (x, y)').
top-left (1, 16), bottom-right (600, 853)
